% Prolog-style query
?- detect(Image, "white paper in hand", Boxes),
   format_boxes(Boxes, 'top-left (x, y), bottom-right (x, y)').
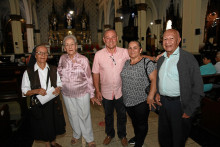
top-left (37, 87), bottom-right (57, 105)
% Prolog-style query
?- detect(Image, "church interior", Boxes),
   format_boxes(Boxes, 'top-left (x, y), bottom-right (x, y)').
top-left (0, 0), bottom-right (220, 146)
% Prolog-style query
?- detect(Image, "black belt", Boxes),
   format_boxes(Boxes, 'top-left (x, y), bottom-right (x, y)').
top-left (161, 95), bottom-right (180, 101)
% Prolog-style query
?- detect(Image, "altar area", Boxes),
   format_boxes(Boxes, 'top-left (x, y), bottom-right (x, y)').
top-left (48, 29), bottom-right (93, 53)
top-left (47, 2), bottom-right (99, 54)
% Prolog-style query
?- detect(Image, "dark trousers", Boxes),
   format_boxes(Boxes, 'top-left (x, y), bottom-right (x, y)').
top-left (102, 96), bottom-right (127, 138)
top-left (158, 96), bottom-right (191, 147)
top-left (126, 101), bottom-right (150, 147)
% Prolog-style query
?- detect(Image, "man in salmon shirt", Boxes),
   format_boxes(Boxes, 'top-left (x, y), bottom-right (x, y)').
top-left (92, 29), bottom-right (129, 146)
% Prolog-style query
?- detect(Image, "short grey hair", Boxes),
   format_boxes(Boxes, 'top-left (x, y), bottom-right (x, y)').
top-left (63, 34), bottom-right (77, 45)
top-left (103, 29), bottom-right (117, 38)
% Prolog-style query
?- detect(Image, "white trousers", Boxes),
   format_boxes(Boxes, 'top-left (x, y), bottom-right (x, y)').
top-left (63, 93), bottom-right (94, 143)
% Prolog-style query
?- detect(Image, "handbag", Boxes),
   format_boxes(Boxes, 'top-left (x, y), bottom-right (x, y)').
top-left (29, 69), bottom-right (50, 119)
top-left (144, 59), bottom-right (160, 113)
top-left (144, 58), bottom-right (152, 94)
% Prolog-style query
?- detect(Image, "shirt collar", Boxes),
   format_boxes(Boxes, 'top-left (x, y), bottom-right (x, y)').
top-left (34, 63), bottom-right (49, 71)
top-left (105, 47), bottom-right (117, 55)
top-left (164, 47), bottom-right (180, 58)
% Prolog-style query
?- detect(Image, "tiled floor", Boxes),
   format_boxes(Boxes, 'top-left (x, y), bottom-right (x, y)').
top-left (33, 98), bottom-right (200, 147)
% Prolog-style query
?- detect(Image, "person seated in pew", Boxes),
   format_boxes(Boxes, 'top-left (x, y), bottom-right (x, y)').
top-left (214, 51), bottom-right (220, 73)
top-left (200, 53), bottom-right (216, 92)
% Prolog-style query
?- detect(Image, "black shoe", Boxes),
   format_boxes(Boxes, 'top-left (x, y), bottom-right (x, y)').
top-left (128, 137), bottom-right (135, 145)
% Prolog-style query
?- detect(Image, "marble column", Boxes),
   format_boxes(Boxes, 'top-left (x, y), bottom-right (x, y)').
top-left (137, 3), bottom-right (147, 52)
top-left (26, 24), bottom-right (34, 53)
top-left (34, 29), bottom-right (41, 46)
top-left (97, 29), bottom-right (103, 49)
top-left (9, 15), bottom-right (24, 53)
top-left (154, 19), bottom-right (162, 49)
top-left (32, 3), bottom-right (41, 47)
top-left (104, 24), bottom-right (111, 31)
top-left (182, 0), bottom-right (201, 54)
top-left (115, 17), bottom-right (123, 47)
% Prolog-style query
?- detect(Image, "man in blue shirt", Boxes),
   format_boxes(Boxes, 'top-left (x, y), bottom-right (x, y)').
top-left (200, 54), bottom-right (216, 92)
top-left (155, 29), bottom-right (204, 147)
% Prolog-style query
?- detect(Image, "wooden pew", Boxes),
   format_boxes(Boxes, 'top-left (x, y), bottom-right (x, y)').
top-left (200, 73), bottom-right (220, 138)
top-left (202, 73), bottom-right (220, 86)
top-left (0, 65), bottom-right (27, 117)
top-left (0, 104), bottom-right (12, 146)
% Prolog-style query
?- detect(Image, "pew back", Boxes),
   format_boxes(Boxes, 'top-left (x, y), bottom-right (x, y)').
top-left (0, 66), bottom-right (27, 117)
top-left (0, 104), bottom-right (12, 146)
top-left (200, 73), bottom-right (220, 138)
top-left (202, 73), bottom-right (220, 84)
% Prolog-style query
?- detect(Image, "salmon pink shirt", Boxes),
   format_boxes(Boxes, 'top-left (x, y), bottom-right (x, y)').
top-left (58, 53), bottom-right (95, 98)
top-left (92, 47), bottom-right (129, 100)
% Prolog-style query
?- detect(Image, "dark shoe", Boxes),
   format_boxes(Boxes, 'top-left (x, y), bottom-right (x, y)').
top-left (121, 137), bottom-right (128, 147)
top-left (103, 136), bottom-right (112, 145)
top-left (128, 137), bottom-right (136, 145)
top-left (51, 143), bottom-right (62, 147)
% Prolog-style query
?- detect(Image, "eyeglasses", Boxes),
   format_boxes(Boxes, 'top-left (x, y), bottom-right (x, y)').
top-left (65, 44), bottom-right (75, 48)
top-left (110, 56), bottom-right (116, 65)
top-left (36, 52), bottom-right (49, 56)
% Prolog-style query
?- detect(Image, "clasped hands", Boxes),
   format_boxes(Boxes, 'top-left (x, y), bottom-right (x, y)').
top-left (90, 91), bottom-right (103, 106)
top-left (147, 95), bottom-right (157, 111)
top-left (91, 97), bottom-right (101, 105)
